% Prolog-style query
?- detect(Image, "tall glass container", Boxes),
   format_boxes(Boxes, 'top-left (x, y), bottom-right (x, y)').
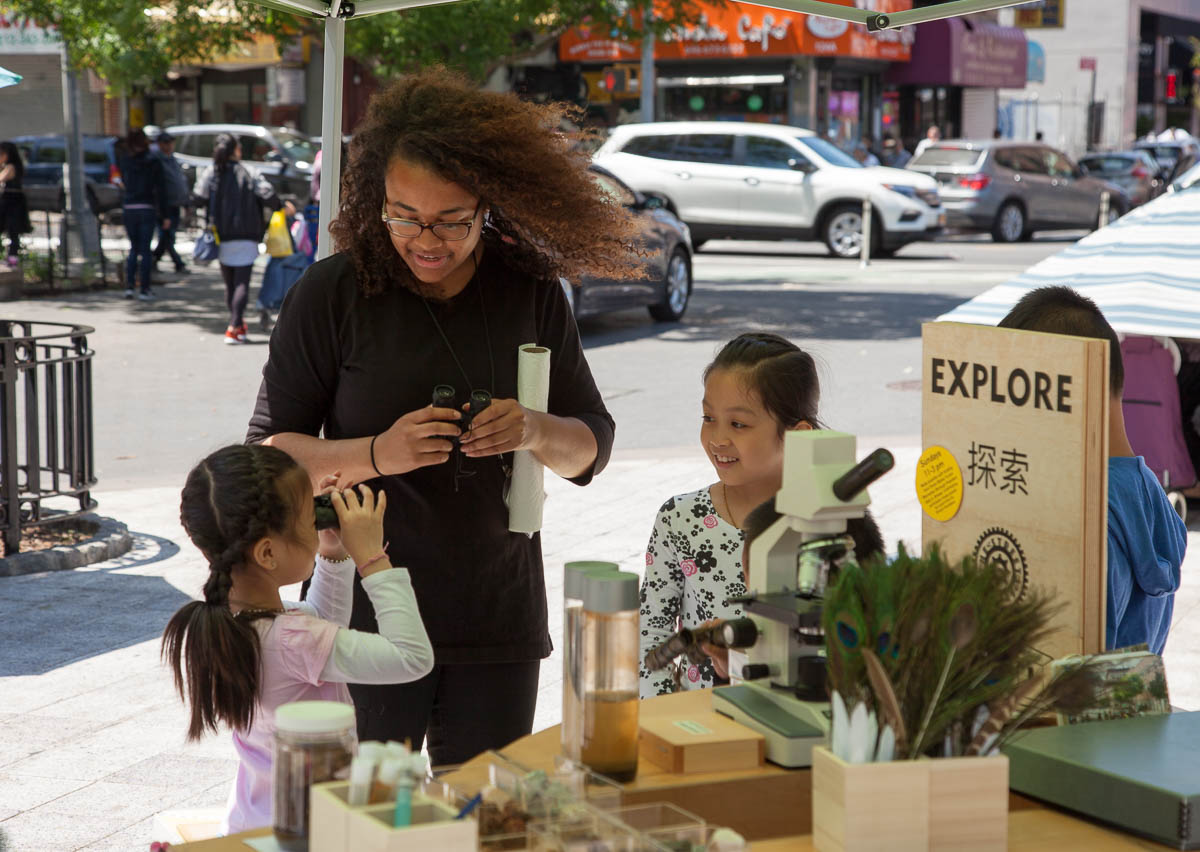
top-left (579, 571), bottom-right (640, 783)
top-left (562, 561), bottom-right (619, 761)
top-left (273, 701), bottom-right (356, 851)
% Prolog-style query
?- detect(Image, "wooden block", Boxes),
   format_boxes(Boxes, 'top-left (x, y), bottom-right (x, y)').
top-left (812, 747), bottom-right (1008, 852)
top-left (638, 711), bottom-right (765, 774)
top-left (928, 755), bottom-right (1009, 852)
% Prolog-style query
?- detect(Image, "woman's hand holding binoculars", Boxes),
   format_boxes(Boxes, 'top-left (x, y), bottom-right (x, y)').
top-left (459, 398), bottom-right (541, 458)
top-left (373, 406), bottom-right (463, 475)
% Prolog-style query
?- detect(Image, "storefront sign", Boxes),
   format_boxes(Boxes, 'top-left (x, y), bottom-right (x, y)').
top-left (0, 14), bottom-right (61, 54)
top-left (1016, 0), bottom-right (1065, 28)
top-left (886, 18), bottom-right (1027, 89)
top-left (559, 0), bottom-right (913, 63)
top-left (921, 322), bottom-right (1108, 661)
top-left (1027, 41), bottom-right (1046, 83)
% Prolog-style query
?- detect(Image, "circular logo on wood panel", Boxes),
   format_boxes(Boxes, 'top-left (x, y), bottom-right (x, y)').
top-left (974, 526), bottom-right (1028, 601)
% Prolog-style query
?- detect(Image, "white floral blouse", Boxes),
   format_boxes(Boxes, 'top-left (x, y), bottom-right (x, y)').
top-left (639, 488), bottom-right (748, 697)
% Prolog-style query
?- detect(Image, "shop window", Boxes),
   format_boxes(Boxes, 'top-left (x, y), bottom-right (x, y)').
top-left (622, 135), bottom-right (678, 160)
top-left (672, 135), bottom-right (735, 165)
top-left (744, 136), bottom-right (807, 170)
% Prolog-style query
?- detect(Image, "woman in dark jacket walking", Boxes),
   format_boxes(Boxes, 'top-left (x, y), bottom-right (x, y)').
top-left (0, 141), bottom-right (32, 268)
top-left (117, 129), bottom-right (169, 300)
top-left (193, 133), bottom-right (281, 344)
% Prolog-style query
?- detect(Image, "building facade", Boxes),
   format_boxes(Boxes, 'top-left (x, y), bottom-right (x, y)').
top-left (997, 0), bottom-right (1200, 156)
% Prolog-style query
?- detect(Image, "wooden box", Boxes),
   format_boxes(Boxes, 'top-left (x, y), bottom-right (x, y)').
top-left (310, 781), bottom-right (476, 852)
top-left (812, 746), bottom-right (1008, 852)
top-left (638, 711), bottom-right (765, 774)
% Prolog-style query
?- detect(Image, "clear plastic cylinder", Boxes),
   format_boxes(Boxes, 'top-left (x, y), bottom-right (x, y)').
top-left (579, 571), bottom-right (640, 783)
top-left (273, 701), bottom-right (356, 851)
top-left (562, 561), bottom-right (619, 762)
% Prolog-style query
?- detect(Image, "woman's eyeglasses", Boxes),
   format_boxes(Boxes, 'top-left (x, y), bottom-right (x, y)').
top-left (380, 203), bottom-right (480, 241)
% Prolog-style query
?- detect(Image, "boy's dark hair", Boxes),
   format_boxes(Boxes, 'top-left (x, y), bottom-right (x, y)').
top-left (997, 285), bottom-right (1123, 394)
top-left (162, 444), bottom-right (305, 740)
top-left (705, 333), bottom-right (823, 434)
top-left (741, 497), bottom-right (885, 572)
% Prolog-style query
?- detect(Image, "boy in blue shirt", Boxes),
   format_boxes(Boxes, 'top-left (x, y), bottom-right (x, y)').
top-left (998, 286), bottom-right (1186, 654)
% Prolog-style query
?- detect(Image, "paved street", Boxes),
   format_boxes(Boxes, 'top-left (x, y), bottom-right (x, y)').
top-left (1, 233), bottom-right (1197, 850)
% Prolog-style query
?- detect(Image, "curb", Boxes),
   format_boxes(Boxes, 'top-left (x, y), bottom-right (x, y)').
top-left (0, 515), bottom-right (133, 577)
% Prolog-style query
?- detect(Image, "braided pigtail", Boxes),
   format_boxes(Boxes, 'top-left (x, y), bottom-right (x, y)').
top-left (163, 445), bottom-right (304, 740)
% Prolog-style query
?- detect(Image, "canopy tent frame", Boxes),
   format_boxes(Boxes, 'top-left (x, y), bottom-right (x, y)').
top-left (249, 0), bottom-right (1037, 257)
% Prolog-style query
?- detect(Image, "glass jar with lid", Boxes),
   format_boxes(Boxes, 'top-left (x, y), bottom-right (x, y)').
top-left (562, 561), bottom-right (619, 762)
top-left (273, 700), bottom-right (356, 851)
top-left (579, 571), bottom-right (640, 783)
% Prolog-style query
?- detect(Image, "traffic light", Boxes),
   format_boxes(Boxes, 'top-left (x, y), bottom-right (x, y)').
top-left (1166, 69), bottom-right (1178, 101)
top-left (600, 66), bottom-right (627, 94)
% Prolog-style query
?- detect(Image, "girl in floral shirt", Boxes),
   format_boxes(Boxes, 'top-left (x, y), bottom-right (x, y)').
top-left (639, 333), bottom-right (827, 697)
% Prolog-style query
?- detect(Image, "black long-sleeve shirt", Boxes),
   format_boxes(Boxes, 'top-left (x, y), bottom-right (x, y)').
top-left (246, 249), bottom-right (615, 663)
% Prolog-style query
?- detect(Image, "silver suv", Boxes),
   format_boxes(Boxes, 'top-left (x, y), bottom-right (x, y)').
top-left (165, 124), bottom-right (318, 201)
top-left (906, 141), bottom-right (1129, 242)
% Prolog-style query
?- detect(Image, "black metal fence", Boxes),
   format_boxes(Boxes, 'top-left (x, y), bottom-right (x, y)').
top-left (19, 209), bottom-right (131, 290)
top-left (0, 320), bottom-right (97, 555)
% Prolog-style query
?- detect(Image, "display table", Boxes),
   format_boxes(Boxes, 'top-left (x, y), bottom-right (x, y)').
top-left (175, 690), bottom-right (1176, 851)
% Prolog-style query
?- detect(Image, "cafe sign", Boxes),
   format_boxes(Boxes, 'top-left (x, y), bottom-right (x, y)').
top-left (0, 14), bottom-right (62, 55)
top-left (559, 0), bottom-right (912, 63)
top-left (920, 322), bottom-right (1109, 661)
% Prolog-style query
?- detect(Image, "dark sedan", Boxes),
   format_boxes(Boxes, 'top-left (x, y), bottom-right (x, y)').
top-left (563, 166), bottom-right (693, 322)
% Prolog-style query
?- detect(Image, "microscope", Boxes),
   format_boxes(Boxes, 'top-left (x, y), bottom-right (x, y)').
top-left (710, 431), bottom-right (893, 768)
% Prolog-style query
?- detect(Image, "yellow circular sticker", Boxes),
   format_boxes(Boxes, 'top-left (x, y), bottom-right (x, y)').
top-left (916, 445), bottom-right (964, 522)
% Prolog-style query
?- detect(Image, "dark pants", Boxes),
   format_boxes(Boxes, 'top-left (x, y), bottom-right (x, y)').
top-left (153, 205), bottom-right (184, 269)
top-left (4, 225), bottom-right (19, 259)
top-left (124, 207), bottom-right (156, 291)
top-left (219, 263), bottom-right (252, 328)
top-left (350, 661), bottom-right (541, 767)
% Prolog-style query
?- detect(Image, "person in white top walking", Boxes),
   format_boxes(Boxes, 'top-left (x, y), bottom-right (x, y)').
top-left (913, 124), bottom-right (942, 159)
top-left (193, 133), bottom-right (282, 344)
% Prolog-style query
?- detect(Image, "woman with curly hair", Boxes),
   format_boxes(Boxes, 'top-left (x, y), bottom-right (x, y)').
top-left (246, 68), bottom-right (638, 764)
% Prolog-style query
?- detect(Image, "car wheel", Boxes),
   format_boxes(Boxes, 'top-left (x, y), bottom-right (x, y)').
top-left (820, 204), bottom-right (878, 260)
top-left (991, 201), bottom-right (1025, 242)
top-left (559, 277), bottom-right (579, 318)
top-left (649, 247), bottom-right (691, 322)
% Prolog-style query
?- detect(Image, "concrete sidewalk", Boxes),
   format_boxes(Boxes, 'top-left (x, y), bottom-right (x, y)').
top-left (1, 440), bottom-right (1198, 851)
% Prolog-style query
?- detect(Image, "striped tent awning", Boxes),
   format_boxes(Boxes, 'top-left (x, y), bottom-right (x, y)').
top-left (937, 189), bottom-right (1200, 340)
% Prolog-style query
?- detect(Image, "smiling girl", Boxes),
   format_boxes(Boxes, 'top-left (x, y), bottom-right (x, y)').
top-left (639, 333), bottom-right (823, 696)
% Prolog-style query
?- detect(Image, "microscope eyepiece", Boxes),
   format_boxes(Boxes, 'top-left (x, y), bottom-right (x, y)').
top-left (832, 448), bottom-right (895, 502)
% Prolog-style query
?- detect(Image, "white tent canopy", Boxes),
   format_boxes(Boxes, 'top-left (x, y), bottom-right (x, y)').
top-left (245, 0), bottom-right (1038, 258)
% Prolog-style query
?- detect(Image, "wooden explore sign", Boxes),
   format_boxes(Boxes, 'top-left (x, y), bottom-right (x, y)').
top-left (919, 322), bottom-right (1109, 660)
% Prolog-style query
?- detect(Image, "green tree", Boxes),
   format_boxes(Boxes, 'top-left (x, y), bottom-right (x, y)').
top-left (347, 0), bottom-right (718, 82)
top-left (3, 1), bottom-right (305, 92)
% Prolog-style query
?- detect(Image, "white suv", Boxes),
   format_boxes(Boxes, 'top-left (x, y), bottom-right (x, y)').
top-left (593, 122), bottom-right (944, 258)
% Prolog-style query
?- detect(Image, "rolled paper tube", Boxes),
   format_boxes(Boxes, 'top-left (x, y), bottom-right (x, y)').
top-left (508, 343), bottom-right (551, 534)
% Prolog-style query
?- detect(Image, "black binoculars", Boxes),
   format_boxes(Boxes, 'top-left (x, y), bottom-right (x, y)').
top-left (314, 494), bottom-right (339, 531)
top-left (432, 385), bottom-right (492, 436)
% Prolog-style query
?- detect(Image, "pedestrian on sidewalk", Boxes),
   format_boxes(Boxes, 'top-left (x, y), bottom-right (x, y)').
top-left (0, 141), bottom-right (32, 268)
top-left (192, 133), bottom-right (282, 344)
top-left (151, 131), bottom-right (190, 274)
top-left (163, 444), bottom-right (433, 834)
top-left (246, 68), bottom-right (640, 766)
top-left (116, 129), bottom-right (169, 301)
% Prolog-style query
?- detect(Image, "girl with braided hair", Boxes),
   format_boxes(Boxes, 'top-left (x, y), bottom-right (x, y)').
top-left (162, 444), bottom-right (434, 834)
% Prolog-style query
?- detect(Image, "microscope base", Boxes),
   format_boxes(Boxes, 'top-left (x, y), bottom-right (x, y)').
top-left (711, 684), bottom-right (829, 768)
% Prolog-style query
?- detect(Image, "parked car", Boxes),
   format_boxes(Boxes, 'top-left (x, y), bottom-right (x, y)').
top-left (1077, 151), bottom-right (1162, 207)
top-left (906, 140), bottom-right (1130, 242)
top-left (561, 165), bottom-right (693, 322)
top-left (12, 134), bottom-right (124, 215)
top-left (165, 124), bottom-right (318, 201)
top-left (593, 121), bottom-right (944, 259)
top-left (1133, 138), bottom-right (1200, 184)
